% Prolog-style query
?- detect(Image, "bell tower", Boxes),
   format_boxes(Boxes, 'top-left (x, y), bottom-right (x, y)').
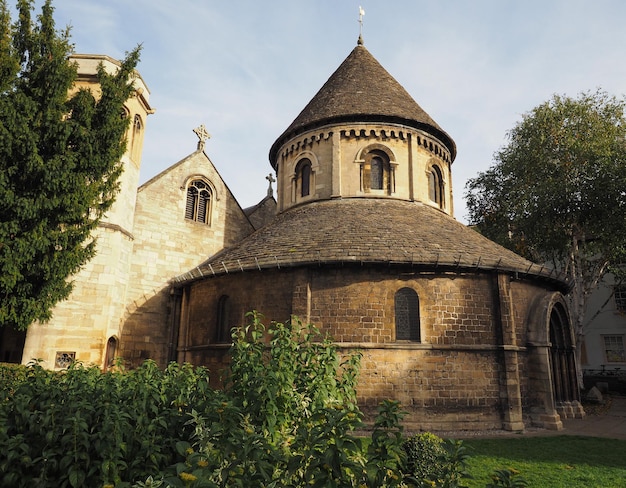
top-left (20, 55), bottom-right (154, 369)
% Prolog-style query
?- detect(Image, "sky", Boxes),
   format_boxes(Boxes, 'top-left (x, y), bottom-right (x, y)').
top-left (19, 0), bottom-right (626, 222)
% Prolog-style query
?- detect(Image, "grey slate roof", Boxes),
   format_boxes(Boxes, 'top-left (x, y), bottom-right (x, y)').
top-left (173, 198), bottom-right (568, 290)
top-left (269, 43), bottom-right (457, 166)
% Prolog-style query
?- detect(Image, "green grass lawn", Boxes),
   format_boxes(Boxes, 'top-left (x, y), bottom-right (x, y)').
top-left (462, 435), bottom-right (626, 487)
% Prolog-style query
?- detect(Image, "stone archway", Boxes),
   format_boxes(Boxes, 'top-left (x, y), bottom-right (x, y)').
top-left (548, 302), bottom-right (582, 419)
top-left (526, 293), bottom-right (585, 427)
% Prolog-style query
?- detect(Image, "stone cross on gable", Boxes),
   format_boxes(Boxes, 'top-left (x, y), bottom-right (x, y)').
top-left (193, 124), bottom-right (211, 150)
top-left (266, 173), bottom-right (276, 197)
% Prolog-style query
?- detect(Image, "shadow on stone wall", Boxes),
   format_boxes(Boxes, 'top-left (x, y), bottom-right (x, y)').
top-left (118, 287), bottom-right (174, 368)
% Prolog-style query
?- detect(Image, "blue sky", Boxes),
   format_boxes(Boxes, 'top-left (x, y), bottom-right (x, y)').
top-left (22, 1), bottom-right (626, 221)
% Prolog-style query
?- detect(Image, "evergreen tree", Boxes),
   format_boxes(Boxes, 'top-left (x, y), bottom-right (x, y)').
top-left (0, 0), bottom-right (140, 330)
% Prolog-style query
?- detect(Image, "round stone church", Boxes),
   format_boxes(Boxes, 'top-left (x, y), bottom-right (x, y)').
top-left (172, 38), bottom-right (583, 431)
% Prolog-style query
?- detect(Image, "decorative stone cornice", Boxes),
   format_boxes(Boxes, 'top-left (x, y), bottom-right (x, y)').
top-left (277, 123), bottom-right (452, 163)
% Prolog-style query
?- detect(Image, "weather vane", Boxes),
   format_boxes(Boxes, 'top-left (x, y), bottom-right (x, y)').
top-left (358, 5), bottom-right (365, 42)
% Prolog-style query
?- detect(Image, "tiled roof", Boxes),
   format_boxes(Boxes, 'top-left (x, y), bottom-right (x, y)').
top-left (269, 43), bottom-right (456, 166)
top-left (173, 198), bottom-right (569, 290)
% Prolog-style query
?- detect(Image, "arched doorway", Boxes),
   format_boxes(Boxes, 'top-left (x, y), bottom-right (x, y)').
top-left (104, 336), bottom-right (119, 370)
top-left (0, 326), bottom-right (26, 364)
top-left (549, 302), bottom-right (580, 414)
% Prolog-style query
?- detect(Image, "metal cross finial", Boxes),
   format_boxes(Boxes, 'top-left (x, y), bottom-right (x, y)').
top-left (266, 173), bottom-right (276, 197)
top-left (193, 124), bottom-right (211, 150)
top-left (358, 5), bottom-right (365, 44)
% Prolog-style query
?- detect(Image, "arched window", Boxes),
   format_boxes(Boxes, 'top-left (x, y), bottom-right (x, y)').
top-left (370, 156), bottom-right (384, 190)
top-left (295, 158), bottom-right (312, 197)
top-left (185, 179), bottom-right (212, 224)
top-left (363, 150), bottom-right (392, 193)
top-left (105, 336), bottom-right (118, 370)
top-left (395, 287), bottom-right (420, 341)
top-left (131, 114), bottom-right (143, 161)
top-left (215, 295), bottom-right (231, 343)
top-left (133, 114), bottom-right (142, 136)
top-left (428, 165), bottom-right (444, 208)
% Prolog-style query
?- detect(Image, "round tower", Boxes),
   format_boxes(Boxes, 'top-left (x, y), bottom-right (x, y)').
top-left (174, 40), bottom-right (581, 432)
top-left (20, 55), bottom-right (154, 369)
top-left (269, 40), bottom-right (456, 216)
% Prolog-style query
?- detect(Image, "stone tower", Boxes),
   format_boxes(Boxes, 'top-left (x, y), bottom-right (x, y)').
top-left (270, 39), bottom-right (456, 216)
top-left (19, 55), bottom-right (154, 369)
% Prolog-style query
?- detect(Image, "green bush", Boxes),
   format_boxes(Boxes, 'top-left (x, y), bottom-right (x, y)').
top-left (402, 433), bottom-right (472, 488)
top-left (159, 313), bottom-right (408, 487)
top-left (403, 432), bottom-right (449, 482)
top-left (0, 363), bottom-right (29, 397)
top-left (485, 468), bottom-right (528, 488)
top-left (0, 359), bottom-right (217, 487)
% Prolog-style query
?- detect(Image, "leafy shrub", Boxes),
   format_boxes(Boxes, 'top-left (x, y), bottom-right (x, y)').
top-left (486, 468), bottom-right (528, 488)
top-left (403, 433), bottom-right (472, 487)
top-left (403, 432), bottom-right (448, 482)
top-left (159, 312), bottom-right (408, 487)
top-left (0, 359), bottom-right (217, 487)
top-left (0, 363), bottom-right (29, 398)
top-left (1, 313), bottom-right (521, 487)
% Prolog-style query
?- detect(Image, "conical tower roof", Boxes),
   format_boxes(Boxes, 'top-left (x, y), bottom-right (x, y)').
top-left (269, 42), bottom-right (456, 167)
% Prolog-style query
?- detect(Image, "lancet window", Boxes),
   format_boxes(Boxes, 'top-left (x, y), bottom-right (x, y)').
top-left (131, 114), bottom-right (143, 161)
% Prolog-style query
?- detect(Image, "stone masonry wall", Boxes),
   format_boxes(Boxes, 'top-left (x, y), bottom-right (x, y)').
top-left (177, 271), bottom-right (295, 368)
top-left (21, 226), bottom-right (134, 367)
top-left (119, 150), bottom-right (255, 367)
top-left (180, 266), bottom-right (554, 430)
top-left (276, 123), bottom-right (453, 216)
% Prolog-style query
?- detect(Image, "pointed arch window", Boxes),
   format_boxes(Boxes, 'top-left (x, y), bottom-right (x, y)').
top-left (428, 165), bottom-right (444, 208)
top-left (131, 114), bottom-right (143, 161)
top-left (185, 179), bottom-right (212, 224)
top-left (395, 287), bottom-right (420, 341)
top-left (216, 295), bottom-right (232, 343)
